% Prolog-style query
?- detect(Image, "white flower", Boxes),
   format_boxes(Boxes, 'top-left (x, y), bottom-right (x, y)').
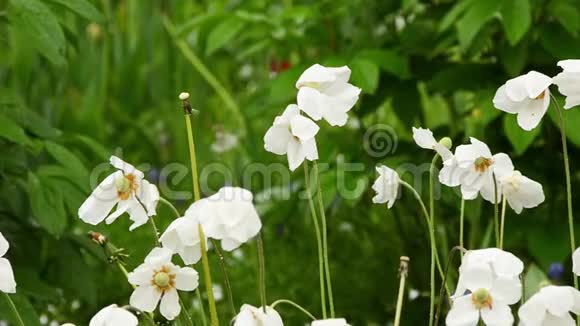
top-left (446, 262), bottom-right (521, 326)
top-left (518, 285), bottom-right (580, 326)
top-left (264, 104), bottom-right (319, 171)
top-left (78, 156), bottom-right (160, 231)
top-left (553, 60), bottom-right (580, 109)
top-left (311, 318), bottom-right (351, 326)
top-left (128, 247), bottom-right (198, 320)
top-left (89, 304), bottom-right (138, 326)
top-left (296, 64), bottom-right (361, 127)
top-left (233, 304), bottom-right (283, 326)
top-left (211, 130), bottom-right (239, 153)
top-left (198, 187), bottom-right (262, 251)
top-left (499, 171), bottom-right (544, 214)
top-left (0, 232), bottom-right (16, 293)
top-left (440, 138), bottom-right (513, 202)
top-left (412, 127), bottom-right (453, 160)
top-left (493, 71), bottom-right (552, 131)
top-left (573, 247), bottom-right (580, 276)
top-left (159, 203), bottom-right (207, 265)
top-left (371, 165), bottom-right (400, 208)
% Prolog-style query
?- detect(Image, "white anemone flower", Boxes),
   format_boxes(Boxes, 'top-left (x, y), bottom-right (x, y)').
top-left (264, 104), bottom-right (319, 171)
top-left (78, 156), bottom-right (160, 231)
top-left (441, 138), bottom-right (513, 202)
top-left (499, 170), bottom-right (545, 214)
top-left (296, 64), bottom-right (361, 127)
top-left (233, 304), bottom-right (283, 326)
top-left (197, 187), bottom-right (262, 251)
top-left (446, 262), bottom-right (521, 326)
top-left (553, 60), bottom-right (580, 109)
top-left (159, 202), bottom-right (207, 265)
top-left (371, 165), bottom-right (400, 208)
top-left (493, 71), bottom-right (552, 131)
top-left (0, 232), bottom-right (16, 293)
top-left (89, 304), bottom-right (138, 326)
top-left (128, 247), bottom-right (198, 320)
top-left (412, 127), bottom-right (453, 160)
top-left (518, 285), bottom-right (580, 326)
top-left (311, 318), bottom-right (351, 326)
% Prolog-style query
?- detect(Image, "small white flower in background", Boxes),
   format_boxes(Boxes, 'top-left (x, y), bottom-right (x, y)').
top-left (572, 247), bottom-right (580, 276)
top-left (446, 262), bottom-right (522, 326)
top-left (233, 304), bottom-right (283, 326)
top-left (88, 304), bottom-right (138, 326)
top-left (211, 129), bottom-right (239, 153)
top-left (0, 232), bottom-right (16, 293)
top-left (371, 165), bottom-right (400, 208)
top-left (159, 203), bottom-right (207, 265)
top-left (264, 104), bottom-right (319, 171)
top-left (499, 170), bottom-right (545, 214)
top-left (128, 247), bottom-right (198, 320)
top-left (412, 127), bottom-right (453, 160)
top-left (311, 318), bottom-right (351, 326)
top-left (78, 156), bottom-right (160, 231)
top-left (518, 285), bottom-right (580, 326)
top-left (196, 187), bottom-right (262, 251)
top-left (493, 71), bottom-right (552, 131)
top-left (61, 324), bottom-right (76, 326)
top-left (553, 60), bottom-right (580, 109)
top-left (296, 64), bottom-right (361, 127)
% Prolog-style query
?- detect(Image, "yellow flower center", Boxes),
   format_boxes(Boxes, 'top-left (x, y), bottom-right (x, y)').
top-left (535, 91), bottom-right (546, 100)
top-left (471, 288), bottom-right (493, 309)
top-left (474, 157), bottom-right (493, 173)
top-left (152, 266), bottom-right (176, 291)
top-left (115, 174), bottom-right (138, 200)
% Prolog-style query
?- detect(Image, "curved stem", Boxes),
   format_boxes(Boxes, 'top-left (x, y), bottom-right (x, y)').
top-left (257, 233), bottom-right (267, 311)
top-left (159, 197), bottom-right (181, 218)
top-left (211, 239), bottom-right (237, 316)
top-left (149, 217), bottom-right (160, 247)
top-left (434, 246), bottom-right (466, 326)
top-left (303, 162), bottom-right (327, 318)
top-left (313, 161), bottom-right (335, 317)
top-left (271, 299), bottom-right (317, 320)
top-left (492, 173), bottom-right (500, 247)
top-left (459, 199), bottom-right (465, 259)
top-left (499, 196), bottom-right (507, 249)
top-left (3, 293), bottom-right (25, 326)
top-left (394, 257), bottom-right (410, 326)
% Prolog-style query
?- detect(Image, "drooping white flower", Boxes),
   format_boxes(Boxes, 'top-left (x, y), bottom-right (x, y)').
top-left (160, 202), bottom-right (207, 265)
top-left (572, 247), bottom-right (580, 276)
top-left (233, 304), bottom-right (283, 326)
top-left (0, 232), bottom-right (16, 293)
top-left (518, 285), bottom-right (580, 326)
top-left (128, 247), bottom-right (198, 320)
top-left (78, 156), bottom-right (160, 231)
top-left (553, 60), bottom-right (580, 109)
top-left (412, 127), bottom-right (453, 160)
top-left (371, 165), bottom-right (400, 208)
top-left (211, 129), bottom-right (238, 153)
top-left (89, 304), bottom-right (138, 326)
top-left (446, 262), bottom-right (521, 326)
top-left (493, 71), bottom-right (552, 131)
top-left (264, 104), bottom-right (319, 171)
top-left (197, 187), bottom-right (262, 251)
top-left (440, 138), bottom-right (513, 202)
top-left (296, 64), bottom-right (361, 127)
top-left (311, 318), bottom-right (351, 326)
top-left (499, 170), bottom-right (545, 214)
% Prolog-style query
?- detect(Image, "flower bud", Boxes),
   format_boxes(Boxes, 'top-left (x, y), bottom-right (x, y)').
top-left (88, 231), bottom-right (107, 246)
top-left (438, 137), bottom-right (452, 149)
top-left (179, 92), bottom-right (190, 100)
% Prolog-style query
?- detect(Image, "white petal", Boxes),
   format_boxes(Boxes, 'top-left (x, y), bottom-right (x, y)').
top-left (493, 84), bottom-right (524, 114)
top-left (302, 138), bottom-right (319, 161)
top-left (540, 286), bottom-right (574, 317)
top-left (127, 264), bottom-right (154, 286)
top-left (445, 296), bottom-right (479, 326)
top-left (89, 304), bottom-right (138, 326)
top-left (543, 313), bottom-right (575, 326)
top-left (109, 156), bottom-right (144, 179)
top-left (491, 153), bottom-right (514, 179)
top-left (127, 199), bottom-right (149, 231)
top-left (0, 258), bottom-right (16, 293)
top-left (174, 267), bottom-right (199, 291)
top-left (311, 318), bottom-right (350, 326)
top-left (517, 294), bottom-right (546, 326)
top-left (501, 171), bottom-right (544, 214)
top-left (439, 159), bottom-right (464, 187)
top-left (264, 125), bottom-right (292, 156)
top-left (78, 172), bottom-right (120, 225)
top-left (480, 303), bottom-right (514, 326)
top-left (160, 288), bottom-right (181, 320)
top-left (490, 276), bottom-right (522, 305)
top-left (412, 127), bottom-right (437, 149)
top-left (434, 143), bottom-right (454, 161)
top-left (321, 105), bottom-right (350, 127)
top-left (297, 87), bottom-right (323, 121)
top-left (0, 232), bottom-right (8, 257)
top-left (178, 244), bottom-right (203, 265)
top-left (290, 115), bottom-right (320, 140)
top-left (138, 180), bottom-right (159, 216)
top-left (505, 74), bottom-right (529, 102)
top-left (129, 285), bottom-right (161, 312)
top-left (516, 91), bottom-right (550, 131)
top-left (371, 165), bottom-right (400, 208)
top-left (296, 64), bottom-right (349, 88)
top-left (287, 138), bottom-right (305, 171)
top-left (558, 60), bottom-right (580, 72)
top-left (277, 104), bottom-right (301, 125)
top-left (462, 262), bottom-right (493, 292)
top-left (573, 247), bottom-right (580, 276)
top-left (104, 199), bottom-right (130, 225)
top-left (524, 71), bottom-right (552, 99)
top-left (221, 238), bottom-right (243, 251)
top-left (144, 247), bottom-right (173, 266)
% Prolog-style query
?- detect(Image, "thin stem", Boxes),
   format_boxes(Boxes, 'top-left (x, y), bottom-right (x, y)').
top-left (159, 197), bottom-right (181, 218)
top-left (210, 239), bottom-right (237, 316)
top-left (149, 217), bottom-right (160, 247)
top-left (185, 115), bottom-right (201, 202)
top-left (434, 246), bottom-right (466, 326)
top-left (460, 199), bottom-right (465, 259)
top-left (257, 233), bottom-right (267, 311)
top-left (499, 195), bottom-right (507, 249)
top-left (493, 173), bottom-right (499, 247)
top-left (394, 257), bottom-right (410, 326)
top-left (303, 162), bottom-right (327, 318)
top-left (3, 293), bottom-right (25, 326)
top-left (198, 224), bottom-right (219, 326)
top-left (196, 289), bottom-right (208, 326)
top-left (312, 161), bottom-right (335, 317)
top-left (178, 295), bottom-right (195, 326)
top-left (271, 299), bottom-right (317, 320)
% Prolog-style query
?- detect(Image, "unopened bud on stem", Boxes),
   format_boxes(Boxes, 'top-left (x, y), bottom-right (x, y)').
top-left (438, 137), bottom-right (452, 149)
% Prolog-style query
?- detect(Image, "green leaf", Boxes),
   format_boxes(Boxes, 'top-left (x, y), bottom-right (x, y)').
top-left (503, 114), bottom-right (540, 155)
top-left (0, 114), bottom-right (31, 145)
top-left (523, 264), bottom-right (549, 301)
top-left (27, 173), bottom-right (67, 237)
top-left (439, 0), bottom-right (476, 32)
top-left (418, 83), bottom-right (450, 129)
top-left (500, 0), bottom-right (531, 45)
top-left (44, 0), bottom-right (104, 22)
top-left (205, 16), bottom-right (245, 56)
top-left (499, 41), bottom-right (528, 77)
top-left (44, 141), bottom-right (89, 182)
top-left (349, 59), bottom-right (379, 94)
top-left (549, 0), bottom-right (580, 35)
top-left (355, 49), bottom-right (411, 79)
top-left (456, 0), bottom-right (502, 49)
top-left (547, 96), bottom-right (580, 147)
top-left (9, 0), bottom-right (66, 65)
top-left (0, 293), bottom-right (42, 326)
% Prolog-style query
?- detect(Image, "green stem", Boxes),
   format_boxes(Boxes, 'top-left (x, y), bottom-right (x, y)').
top-left (185, 115), bottom-right (201, 202)
top-left (434, 246), bottom-right (465, 326)
top-left (303, 162), bottom-right (327, 318)
top-left (499, 195), bottom-right (507, 249)
top-left (492, 173), bottom-right (499, 247)
top-left (271, 299), bottom-right (317, 320)
top-left (196, 289), bottom-right (208, 326)
top-left (211, 239), bottom-right (236, 316)
top-left (459, 199), bottom-right (465, 259)
top-left (159, 197), bottom-right (181, 218)
top-left (313, 161), bottom-right (335, 317)
top-left (3, 293), bottom-right (25, 326)
top-left (257, 233), bottom-right (267, 311)
top-left (394, 257), bottom-right (409, 326)
top-left (178, 294), bottom-right (195, 326)
top-left (149, 217), bottom-right (160, 247)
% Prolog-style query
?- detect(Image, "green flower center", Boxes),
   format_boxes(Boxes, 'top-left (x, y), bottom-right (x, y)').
top-left (471, 288), bottom-right (492, 309)
top-left (154, 272), bottom-right (170, 288)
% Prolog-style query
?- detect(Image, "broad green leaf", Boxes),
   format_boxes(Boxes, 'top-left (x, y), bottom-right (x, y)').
top-left (355, 49), bottom-right (411, 79)
top-left (205, 16), bottom-right (245, 56)
top-left (523, 264), bottom-right (548, 301)
top-left (27, 173), bottom-right (67, 237)
top-left (500, 0), bottom-right (531, 45)
top-left (540, 24), bottom-right (580, 59)
top-left (503, 114), bottom-right (540, 155)
top-left (268, 65), bottom-right (305, 105)
top-left (549, 0), bottom-right (580, 35)
top-left (0, 114), bottom-right (31, 145)
top-left (499, 41), bottom-right (528, 77)
top-left (439, 0), bottom-right (476, 32)
top-left (456, 0), bottom-right (502, 49)
top-left (349, 59), bottom-right (379, 94)
top-left (418, 83), bottom-right (450, 129)
top-left (0, 293), bottom-right (42, 326)
top-left (9, 0), bottom-right (66, 65)
top-left (44, 141), bottom-right (89, 182)
top-left (45, 0), bottom-right (104, 22)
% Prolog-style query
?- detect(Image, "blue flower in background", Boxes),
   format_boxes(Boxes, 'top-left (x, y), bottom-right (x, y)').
top-left (548, 262), bottom-right (564, 281)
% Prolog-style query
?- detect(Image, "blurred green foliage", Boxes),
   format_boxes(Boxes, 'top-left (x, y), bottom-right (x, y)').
top-left (1, 0), bottom-right (580, 324)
